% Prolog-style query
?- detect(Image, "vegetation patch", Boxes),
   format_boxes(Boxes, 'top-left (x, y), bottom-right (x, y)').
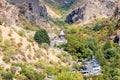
top-left (34, 29), bottom-right (50, 45)
top-left (18, 30), bottom-right (26, 37)
top-left (0, 18), bottom-right (3, 25)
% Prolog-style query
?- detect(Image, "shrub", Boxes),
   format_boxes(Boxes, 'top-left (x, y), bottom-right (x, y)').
top-left (21, 66), bottom-right (45, 80)
top-left (3, 39), bottom-right (12, 48)
top-left (28, 35), bottom-right (34, 42)
top-left (116, 19), bottom-right (120, 29)
top-left (93, 18), bottom-right (107, 31)
top-left (72, 56), bottom-right (78, 61)
top-left (27, 54), bottom-right (32, 60)
top-left (1, 71), bottom-right (14, 80)
top-left (35, 49), bottom-right (42, 58)
top-left (15, 74), bottom-right (27, 80)
top-left (24, 24), bottom-right (39, 31)
top-left (55, 71), bottom-right (83, 80)
top-left (72, 63), bottom-right (81, 70)
top-left (34, 29), bottom-right (50, 45)
top-left (58, 66), bottom-right (70, 72)
top-left (0, 36), bottom-right (3, 42)
top-left (2, 56), bottom-right (10, 63)
top-left (0, 18), bottom-right (3, 25)
top-left (104, 48), bottom-right (117, 59)
top-left (18, 30), bottom-right (26, 37)
top-left (12, 62), bottom-right (23, 67)
top-left (10, 66), bottom-right (18, 74)
top-left (21, 57), bottom-right (27, 62)
top-left (57, 54), bottom-right (62, 58)
top-left (41, 43), bottom-right (49, 49)
top-left (93, 24), bottom-right (103, 31)
top-left (34, 60), bottom-right (45, 69)
top-left (19, 16), bottom-right (40, 31)
top-left (44, 66), bottom-right (57, 75)
top-left (61, 52), bottom-right (69, 57)
top-left (19, 7), bottom-right (27, 14)
top-left (4, 46), bottom-right (16, 56)
top-left (91, 75), bottom-right (104, 80)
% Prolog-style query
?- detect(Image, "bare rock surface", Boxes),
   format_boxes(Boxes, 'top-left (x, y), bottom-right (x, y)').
top-left (66, 0), bottom-right (118, 25)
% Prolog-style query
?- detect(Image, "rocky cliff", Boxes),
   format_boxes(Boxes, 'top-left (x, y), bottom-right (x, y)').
top-left (0, 0), bottom-right (19, 25)
top-left (66, 0), bottom-right (119, 25)
top-left (0, 1), bottom-right (73, 79)
top-left (6, 0), bottom-right (48, 20)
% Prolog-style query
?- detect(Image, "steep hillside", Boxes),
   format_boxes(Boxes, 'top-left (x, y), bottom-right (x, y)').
top-left (43, 0), bottom-right (75, 10)
top-left (42, 0), bottom-right (75, 17)
top-left (42, 0), bottom-right (120, 28)
top-left (0, 0), bottom-right (83, 80)
top-left (66, 0), bottom-right (118, 25)
top-left (5, 0), bottom-right (50, 29)
top-left (6, 0), bottom-right (47, 22)
top-left (0, 24), bottom-right (75, 79)
top-left (0, 0), bottom-right (19, 26)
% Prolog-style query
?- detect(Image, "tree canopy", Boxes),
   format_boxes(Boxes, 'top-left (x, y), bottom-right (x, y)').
top-left (34, 29), bottom-right (50, 45)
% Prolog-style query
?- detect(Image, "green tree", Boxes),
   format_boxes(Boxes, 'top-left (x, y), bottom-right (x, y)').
top-left (95, 48), bottom-right (105, 66)
top-left (34, 29), bottom-right (50, 45)
top-left (66, 35), bottom-right (85, 55)
top-left (112, 76), bottom-right (120, 80)
top-left (104, 48), bottom-right (117, 59)
top-left (103, 40), bottom-right (112, 51)
top-left (84, 37), bottom-right (98, 54)
top-left (111, 68), bottom-right (120, 77)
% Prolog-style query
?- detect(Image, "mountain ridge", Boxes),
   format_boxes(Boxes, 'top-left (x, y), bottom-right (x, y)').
top-left (65, 0), bottom-right (119, 25)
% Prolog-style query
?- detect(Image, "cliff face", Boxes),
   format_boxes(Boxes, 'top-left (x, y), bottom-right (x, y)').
top-left (6, 0), bottom-right (48, 25)
top-left (66, 0), bottom-right (118, 25)
top-left (0, 0), bottom-right (19, 25)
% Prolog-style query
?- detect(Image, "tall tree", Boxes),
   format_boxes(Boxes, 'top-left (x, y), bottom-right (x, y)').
top-left (34, 29), bottom-right (50, 45)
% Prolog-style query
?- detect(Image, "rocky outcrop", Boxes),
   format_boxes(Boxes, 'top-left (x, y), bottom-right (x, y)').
top-left (6, 0), bottom-right (48, 25)
top-left (66, 0), bottom-right (118, 24)
top-left (0, 0), bottom-right (19, 25)
top-left (114, 30), bottom-right (120, 45)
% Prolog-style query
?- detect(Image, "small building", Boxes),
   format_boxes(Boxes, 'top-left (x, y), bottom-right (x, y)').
top-left (56, 30), bottom-right (67, 46)
top-left (59, 30), bottom-right (65, 39)
top-left (80, 57), bottom-right (101, 76)
top-left (49, 30), bottom-right (67, 48)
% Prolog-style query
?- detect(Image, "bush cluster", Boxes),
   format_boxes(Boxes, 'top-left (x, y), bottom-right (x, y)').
top-left (34, 29), bottom-right (50, 45)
